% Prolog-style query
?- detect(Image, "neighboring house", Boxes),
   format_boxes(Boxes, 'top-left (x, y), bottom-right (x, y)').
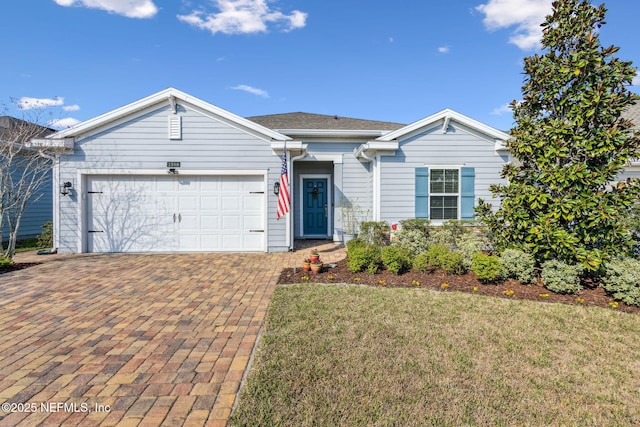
top-left (0, 116), bottom-right (54, 242)
top-left (38, 88), bottom-right (511, 254)
top-left (618, 102), bottom-right (640, 180)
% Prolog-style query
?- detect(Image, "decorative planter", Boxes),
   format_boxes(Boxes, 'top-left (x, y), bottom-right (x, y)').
top-left (310, 263), bottom-right (323, 274)
top-left (309, 254), bottom-right (320, 263)
top-left (302, 261), bottom-right (311, 272)
top-left (343, 233), bottom-right (357, 244)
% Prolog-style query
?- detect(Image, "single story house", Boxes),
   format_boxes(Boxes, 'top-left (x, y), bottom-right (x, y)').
top-left (36, 87), bottom-right (513, 253)
top-left (0, 116), bottom-right (54, 243)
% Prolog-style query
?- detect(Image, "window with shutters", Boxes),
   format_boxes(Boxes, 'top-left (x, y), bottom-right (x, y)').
top-left (415, 166), bottom-right (475, 221)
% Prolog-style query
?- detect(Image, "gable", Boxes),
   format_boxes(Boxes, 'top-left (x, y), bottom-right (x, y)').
top-left (48, 88), bottom-right (290, 144)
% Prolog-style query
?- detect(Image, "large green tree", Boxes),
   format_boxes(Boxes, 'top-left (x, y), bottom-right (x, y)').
top-left (476, 0), bottom-right (640, 270)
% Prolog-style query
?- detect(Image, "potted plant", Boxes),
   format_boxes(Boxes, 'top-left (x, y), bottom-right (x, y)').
top-left (310, 261), bottom-right (323, 274)
top-left (339, 197), bottom-right (365, 244)
top-left (302, 258), bottom-right (311, 272)
top-left (309, 249), bottom-right (320, 263)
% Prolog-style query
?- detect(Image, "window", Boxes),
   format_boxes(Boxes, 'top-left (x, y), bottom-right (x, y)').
top-left (415, 167), bottom-right (475, 221)
top-left (430, 169), bottom-right (459, 220)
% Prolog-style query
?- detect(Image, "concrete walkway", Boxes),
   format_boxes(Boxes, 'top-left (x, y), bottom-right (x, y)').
top-left (0, 242), bottom-right (345, 426)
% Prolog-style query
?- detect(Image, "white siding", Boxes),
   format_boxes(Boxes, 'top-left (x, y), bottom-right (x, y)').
top-left (58, 105), bottom-right (285, 253)
top-left (379, 121), bottom-right (508, 224)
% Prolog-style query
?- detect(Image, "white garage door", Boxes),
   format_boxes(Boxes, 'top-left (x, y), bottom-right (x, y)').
top-left (86, 175), bottom-right (265, 253)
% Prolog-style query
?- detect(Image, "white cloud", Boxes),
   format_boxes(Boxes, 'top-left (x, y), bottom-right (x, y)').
top-left (491, 103), bottom-right (514, 116)
top-left (63, 104), bottom-right (80, 112)
top-left (17, 97), bottom-right (64, 110)
top-left (53, 0), bottom-right (158, 19)
top-left (177, 0), bottom-right (307, 35)
top-left (48, 117), bottom-right (81, 129)
top-left (633, 71), bottom-right (640, 86)
top-left (476, 0), bottom-right (552, 50)
top-left (231, 84), bottom-right (269, 97)
top-left (438, 46), bottom-right (450, 54)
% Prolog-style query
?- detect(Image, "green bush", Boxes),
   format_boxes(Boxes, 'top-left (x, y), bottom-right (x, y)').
top-left (394, 228), bottom-right (430, 256)
top-left (381, 245), bottom-right (413, 275)
top-left (399, 218), bottom-right (431, 235)
top-left (425, 244), bottom-right (450, 269)
top-left (346, 237), bottom-right (367, 253)
top-left (455, 233), bottom-right (485, 269)
top-left (500, 249), bottom-right (536, 284)
top-left (37, 221), bottom-right (53, 249)
top-left (601, 258), bottom-right (640, 307)
top-left (541, 260), bottom-right (583, 294)
top-left (0, 255), bottom-right (12, 267)
top-left (471, 253), bottom-right (503, 283)
top-left (347, 243), bottom-right (381, 274)
top-left (412, 252), bottom-right (435, 274)
top-left (359, 221), bottom-right (390, 246)
top-left (442, 251), bottom-right (467, 275)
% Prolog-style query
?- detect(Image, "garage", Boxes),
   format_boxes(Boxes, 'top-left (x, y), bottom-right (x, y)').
top-left (85, 174), bottom-right (265, 253)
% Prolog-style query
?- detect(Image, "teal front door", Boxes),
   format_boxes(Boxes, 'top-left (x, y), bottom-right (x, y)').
top-left (303, 178), bottom-right (328, 236)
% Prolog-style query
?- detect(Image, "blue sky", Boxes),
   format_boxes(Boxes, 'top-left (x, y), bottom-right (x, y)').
top-left (2, 0), bottom-right (639, 131)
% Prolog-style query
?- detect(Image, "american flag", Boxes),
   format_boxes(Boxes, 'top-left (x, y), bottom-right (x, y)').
top-left (277, 147), bottom-right (290, 219)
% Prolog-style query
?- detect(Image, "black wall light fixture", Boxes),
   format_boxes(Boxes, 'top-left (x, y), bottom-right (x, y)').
top-left (60, 181), bottom-right (72, 196)
top-left (274, 181), bottom-right (280, 195)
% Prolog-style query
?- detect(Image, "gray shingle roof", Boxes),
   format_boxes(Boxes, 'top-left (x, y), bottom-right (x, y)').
top-left (247, 112), bottom-right (406, 131)
top-left (0, 116), bottom-right (54, 142)
top-left (622, 102), bottom-right (640, 128)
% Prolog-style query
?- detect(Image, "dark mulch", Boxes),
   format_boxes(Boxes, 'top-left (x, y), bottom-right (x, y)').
top-left (0, 262), bottom-right (42, 275)
top-left (278, 258), bottom-right (640, 315)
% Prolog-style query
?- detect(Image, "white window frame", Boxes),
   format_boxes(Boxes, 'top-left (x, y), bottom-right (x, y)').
top-left (428, 166), bottom-right (462, 223)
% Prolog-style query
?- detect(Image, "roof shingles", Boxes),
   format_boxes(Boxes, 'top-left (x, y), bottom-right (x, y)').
top-left (247, 112), bottom-right (405, 131)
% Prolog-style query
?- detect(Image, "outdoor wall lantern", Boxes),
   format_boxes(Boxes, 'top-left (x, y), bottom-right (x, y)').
top-left (168, 168), bottom-right (179, 175)
top-left (273, 181), bottom-right (280, 195)
top-left (60, 181), bottom-right (72, 196)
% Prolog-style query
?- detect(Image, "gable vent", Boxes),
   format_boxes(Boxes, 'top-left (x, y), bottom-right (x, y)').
top-left (168, 115), bottom-right (182, 140)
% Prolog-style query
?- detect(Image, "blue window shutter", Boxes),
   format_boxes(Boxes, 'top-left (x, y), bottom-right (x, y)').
top-left (415, 167), bottom-right (429, 218)
top-left (460, 167), bottom-right (475, 220)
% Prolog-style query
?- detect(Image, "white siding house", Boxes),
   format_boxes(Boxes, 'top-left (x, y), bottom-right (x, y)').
top-left (39, 88), bottom-right (513, 254)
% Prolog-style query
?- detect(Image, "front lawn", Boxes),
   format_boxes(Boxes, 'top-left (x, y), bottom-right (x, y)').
top-left (230, 284), bottom-right (640, 426)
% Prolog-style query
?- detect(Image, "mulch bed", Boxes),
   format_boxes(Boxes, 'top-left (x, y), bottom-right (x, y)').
top-left (0, 262), bottom-right (42, 275)
top-left (278, 258), bottom-right (640, 315)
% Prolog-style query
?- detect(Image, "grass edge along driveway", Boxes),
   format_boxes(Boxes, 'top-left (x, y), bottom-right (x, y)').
top-left (231, 284), bottom-right (640, 427)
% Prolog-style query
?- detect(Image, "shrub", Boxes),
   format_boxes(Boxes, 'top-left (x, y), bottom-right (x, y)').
top-left (0, 255), bottom-right (12, 267)
top-left (471, 253), bottom-right (502, 283)
top-left (399, 218), bottom-right (431, 235)
top-left (425, 244), bottom-right (450, 269)
top-left (500, 249), bottom-right (536, 284)
top-left (541, 260), bottom-right (583, 294)
top-left (601, 258), bottom-right (640, 307)
top-left (412, 252), bottom-right (435, 274)
top-left (381, 245), bottom-right (413, 275)
top-left (455, 233), bottom-right (485, 269)
top-left (394, 228), bottom-right (430, 256)
top-left (442, 251), bottom-right (467, 275)
top-left (346, 237), bottom-right (367, 253)
top-left (37, 221), bottom-right (53, 249)
top-left (359, 221), bottom-right (390, 246)
top-left (347, 243), bottom-right (381, 274)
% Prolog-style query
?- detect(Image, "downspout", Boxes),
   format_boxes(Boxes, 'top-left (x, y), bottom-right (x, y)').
top-left (38, 151), bottom-right (60, 252)
top-left (288, 148), bottom-right (308, 251)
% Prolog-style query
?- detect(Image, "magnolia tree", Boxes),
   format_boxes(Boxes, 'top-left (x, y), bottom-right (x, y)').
top-left (0, 112), bottom-right (54, 259)
top-left (476, 0), bottom-right (640, 271)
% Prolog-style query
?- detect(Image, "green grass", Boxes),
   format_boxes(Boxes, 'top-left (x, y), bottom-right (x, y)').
top-left (230, 284), bottom-right (640, 427)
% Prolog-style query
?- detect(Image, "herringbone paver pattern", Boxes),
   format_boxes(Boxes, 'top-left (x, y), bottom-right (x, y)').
top-left (0, 242), bottom-right (346, 426)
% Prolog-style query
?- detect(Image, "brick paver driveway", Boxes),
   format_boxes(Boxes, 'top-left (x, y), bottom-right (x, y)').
top-left (0, 250), bottom-right (318, 426)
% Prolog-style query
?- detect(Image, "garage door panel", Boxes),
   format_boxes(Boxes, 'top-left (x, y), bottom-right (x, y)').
top-left (86, 175), bottom-right (264, 253)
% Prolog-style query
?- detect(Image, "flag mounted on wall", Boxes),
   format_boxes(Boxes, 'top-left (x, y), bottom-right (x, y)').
top-left (276, 147), bottom-right (290, 220)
